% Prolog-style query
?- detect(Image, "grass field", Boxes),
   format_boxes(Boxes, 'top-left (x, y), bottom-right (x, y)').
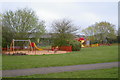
top-left (2, 45), bottom-right (118, 70)
top-left (16, 67), bottom-right (118, 78)
top-left (0, 54), bottom-right (2, 70)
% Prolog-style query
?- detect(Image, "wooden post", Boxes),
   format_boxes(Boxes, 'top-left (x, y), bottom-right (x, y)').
top-left (29, 39), bottom-right (32, 51)
top-left (7, 45), bottom-right (8, 51)
top-left (10, 42), bottom-right (12, 51)
top-left (13, 39), bottom-right (14, 52)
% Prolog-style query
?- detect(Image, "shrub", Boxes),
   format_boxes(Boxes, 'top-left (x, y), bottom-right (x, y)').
top-left (69, 40), bottom-right (81, 51)
top-left (52, 38), bottom-right (81, 51)
top-left (52, 38), bottom-right (70, 47)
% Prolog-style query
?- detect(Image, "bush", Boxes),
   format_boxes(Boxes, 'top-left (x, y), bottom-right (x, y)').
top-left (52, 38), bottom-right (81, 51)
top-left (69, 40), bottom-right (81, 51)
top-left (52, 38), bottom-right (70, 47)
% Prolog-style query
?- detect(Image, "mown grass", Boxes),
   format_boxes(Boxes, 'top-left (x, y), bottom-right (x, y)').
top-left (16, 67), bottom-right (118, 78)
top-left (2, 45), bottom-right (118, 70)
top-left (0, 54), bottom-right (2, 70)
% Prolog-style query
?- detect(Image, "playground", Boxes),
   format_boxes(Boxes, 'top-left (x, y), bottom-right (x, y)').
top-left (2, 39), bottom-right (71, 55)
top-left (2, 37), bottom-right (112, 55)
top-left (2, 37), bottom-right (88, 55)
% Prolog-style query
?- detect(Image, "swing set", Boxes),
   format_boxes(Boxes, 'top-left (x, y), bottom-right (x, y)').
top-left (10, 39), bottom-right (32, 52)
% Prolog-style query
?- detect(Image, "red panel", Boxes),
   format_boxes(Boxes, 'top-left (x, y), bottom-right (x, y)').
top-left (58, 46), bottom-right (72, 52)
top-left (51, 46), bottom-right (72, 51)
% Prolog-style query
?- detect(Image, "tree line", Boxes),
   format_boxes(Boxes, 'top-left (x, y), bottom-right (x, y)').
top-left (1, 8), bottom-right (118, 48)
top-left (82, 22), bottom-right (117, 44)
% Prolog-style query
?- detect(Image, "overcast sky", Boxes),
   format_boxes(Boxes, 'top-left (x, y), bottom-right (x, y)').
top-left (0, 0), bottom-right (118, 34)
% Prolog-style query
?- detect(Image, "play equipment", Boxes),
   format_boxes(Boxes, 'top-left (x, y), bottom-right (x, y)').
top-left (77, 37), bottom-right (85, 48)
top-left (10, 39), bottom-right (32, 52)
top-left (91, 43), bottom-right (99, 47)
top-left (10, 39), bottom-right (43, 52)
top-left (76, 37), bottom-right (100, 48)
top-left (85, 40), bottom-right (90, 47)
top-left (32, 42), bottom-right (43, 51)
top-left (2, 39), bottom-right (69, 55)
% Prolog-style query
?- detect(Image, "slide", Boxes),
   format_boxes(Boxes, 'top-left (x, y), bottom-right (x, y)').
top-left (34, 43), bottom-right (43, 51)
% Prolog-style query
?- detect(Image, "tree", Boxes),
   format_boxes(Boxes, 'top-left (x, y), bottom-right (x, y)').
top-left (51, 19), bottom-right (79, 46)
top-left (0, 14), bottom-right (2, 50)
top-left (82, 25), bottom-right (96, 41)
top-left (2, 8), bottom-right (45, 47)
top-left (82, 21), bottom-right (117, 43)
top-left (118, 27), bottom-right (120, 43)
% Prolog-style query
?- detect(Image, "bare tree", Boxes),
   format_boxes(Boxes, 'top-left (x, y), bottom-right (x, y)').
top-left (51, 19), bottom-right (79, 46)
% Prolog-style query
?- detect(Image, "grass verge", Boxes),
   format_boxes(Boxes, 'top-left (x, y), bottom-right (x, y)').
top-left (15, 67), bottom-right (118, 78)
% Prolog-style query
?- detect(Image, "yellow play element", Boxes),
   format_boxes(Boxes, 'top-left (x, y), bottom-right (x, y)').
top-left (34, 43), bottom-right (43, 50)
top-left (91, 43), bottom-right (99, 47)
top-left (81, 40), bottom-right (85, 48)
